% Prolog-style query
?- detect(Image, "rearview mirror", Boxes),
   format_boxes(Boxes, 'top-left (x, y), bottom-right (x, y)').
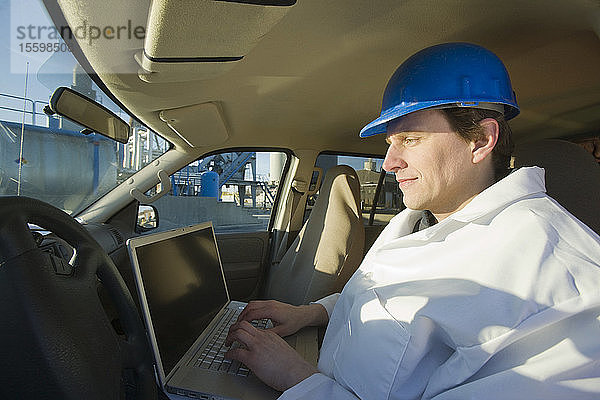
top-left (46, 87), bottom-right (131, 144)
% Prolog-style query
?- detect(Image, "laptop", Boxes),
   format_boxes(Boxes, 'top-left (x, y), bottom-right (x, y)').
top-left (126, 221), bottom-right (317, 400)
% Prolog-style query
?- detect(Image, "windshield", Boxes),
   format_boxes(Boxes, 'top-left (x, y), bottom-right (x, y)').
top-left (0, 0), bottom-right (169, 215)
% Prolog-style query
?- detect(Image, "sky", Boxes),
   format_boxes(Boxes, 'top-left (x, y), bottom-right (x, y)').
top-left (1, 0), bottom-right (134, 124)
top-left (3, 0), bottom-right (67, 107)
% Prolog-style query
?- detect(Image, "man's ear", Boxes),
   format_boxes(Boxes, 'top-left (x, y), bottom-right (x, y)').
top-left (471, 118), bottom-right (499, 164)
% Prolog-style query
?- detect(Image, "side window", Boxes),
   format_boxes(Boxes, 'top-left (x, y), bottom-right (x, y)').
top-left (150, 151), bottom-right (288, 233)
top-left (308, 154), bottom-right (404, 225)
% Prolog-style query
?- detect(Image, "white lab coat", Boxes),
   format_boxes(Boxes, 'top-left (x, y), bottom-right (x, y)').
top-left (279, 167), bottom-right (600, 400)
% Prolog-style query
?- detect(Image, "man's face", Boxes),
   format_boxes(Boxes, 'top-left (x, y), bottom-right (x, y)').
top-left (382, 109), bottom-right (478, 215)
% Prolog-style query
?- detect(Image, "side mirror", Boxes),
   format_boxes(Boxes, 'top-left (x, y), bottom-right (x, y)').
top-left (136, 204), bottom-right (159, 233)
top-left (46, 87), bottom-right (131, 144)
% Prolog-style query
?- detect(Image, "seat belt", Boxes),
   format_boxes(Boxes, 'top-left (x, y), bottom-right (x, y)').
top-left (368, 168), bottom-right (387, 226)
top-left (272, 167), bottom-right (322, 264)
top-left (286, 185), bottom-right (306, 248)
top-left (272, 182), bottom-right (305, 265)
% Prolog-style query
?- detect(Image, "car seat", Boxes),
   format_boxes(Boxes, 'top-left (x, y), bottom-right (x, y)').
top-left (264, 165), bottom-right (365, 305)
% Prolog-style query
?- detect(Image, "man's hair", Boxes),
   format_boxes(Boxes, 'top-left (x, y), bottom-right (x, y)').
top-left (441, 108), bottom-right (514, 180)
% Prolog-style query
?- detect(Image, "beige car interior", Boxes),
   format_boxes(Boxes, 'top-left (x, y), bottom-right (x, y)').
top-left (58, 0), bottom-right (600, 162)
top-left (53, 0), bottom-right (600, 299)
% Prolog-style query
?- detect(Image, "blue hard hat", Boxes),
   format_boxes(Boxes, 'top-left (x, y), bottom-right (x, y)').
top-left (360, 42), bottom-right (520, 137)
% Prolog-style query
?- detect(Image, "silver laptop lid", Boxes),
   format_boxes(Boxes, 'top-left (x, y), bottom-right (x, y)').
top-left (126, 222), bottom-right (230, 385)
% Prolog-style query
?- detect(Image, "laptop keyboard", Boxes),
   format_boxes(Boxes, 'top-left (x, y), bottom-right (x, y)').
top-left (194, 308), bottom-right (269, 377)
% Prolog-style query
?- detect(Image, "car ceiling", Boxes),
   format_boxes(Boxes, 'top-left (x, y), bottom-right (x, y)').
top-left (51, 0), bottom-right (600, 157)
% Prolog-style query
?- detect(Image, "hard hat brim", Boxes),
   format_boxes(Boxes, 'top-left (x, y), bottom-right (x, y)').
top-left (359, 100), bottom-right (519, 138)
top-left (359, 101), bottom-right (448, 138)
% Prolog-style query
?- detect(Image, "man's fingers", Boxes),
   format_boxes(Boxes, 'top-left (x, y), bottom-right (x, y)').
top-left (226, 329), bottom-right (253, 349)
top-left (239, 304), bottom-right (282, 325)
top-left (239, 308), bottom-right (271, 323)
top-left (226, 320), bottom-right (256, 346)
top-left (238, 302), bottom-right (266, 321)
top-left (225, 346), bottom-right (250, 364)
top-left (230, 319), bottom-right (257, 331)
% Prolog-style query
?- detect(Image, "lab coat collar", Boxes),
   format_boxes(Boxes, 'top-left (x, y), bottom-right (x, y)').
top-left (380, 167), bottom-right (547, 248)
top-left (447, 166), bottom-right (547, 223)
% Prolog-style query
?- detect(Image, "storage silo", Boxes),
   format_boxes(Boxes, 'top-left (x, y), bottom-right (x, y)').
top-left (200, 170), bottom-right (219, 197)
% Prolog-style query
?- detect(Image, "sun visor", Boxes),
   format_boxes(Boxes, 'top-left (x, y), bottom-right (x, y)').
top-left (136, 0), bottom-right (295, 82)
top-left (159, 102), bottom-right (229, 148)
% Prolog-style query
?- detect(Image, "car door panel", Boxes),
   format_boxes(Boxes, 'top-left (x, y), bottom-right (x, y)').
top-left (216, 231), bottom-right (270, 301)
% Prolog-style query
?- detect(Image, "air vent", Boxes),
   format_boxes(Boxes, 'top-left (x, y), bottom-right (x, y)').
top-left (108, 227), bottom-right (124, 246)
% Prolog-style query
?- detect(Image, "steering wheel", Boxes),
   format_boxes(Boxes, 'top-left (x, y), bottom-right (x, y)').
top-left (0, 196), bottom-right (156, 399)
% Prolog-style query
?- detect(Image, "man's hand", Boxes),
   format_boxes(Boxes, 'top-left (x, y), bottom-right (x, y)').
top-left (236, 300), bottom-right (329, 337)
top-left (225, 320), bottom-right (318, 391)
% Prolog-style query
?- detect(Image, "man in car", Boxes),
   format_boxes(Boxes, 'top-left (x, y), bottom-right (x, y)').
top-left (225, 43), bottom-right (600, 399)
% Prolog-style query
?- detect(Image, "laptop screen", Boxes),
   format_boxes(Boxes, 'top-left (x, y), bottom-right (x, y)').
top-left (133, 224), bottom-right (229, 376)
